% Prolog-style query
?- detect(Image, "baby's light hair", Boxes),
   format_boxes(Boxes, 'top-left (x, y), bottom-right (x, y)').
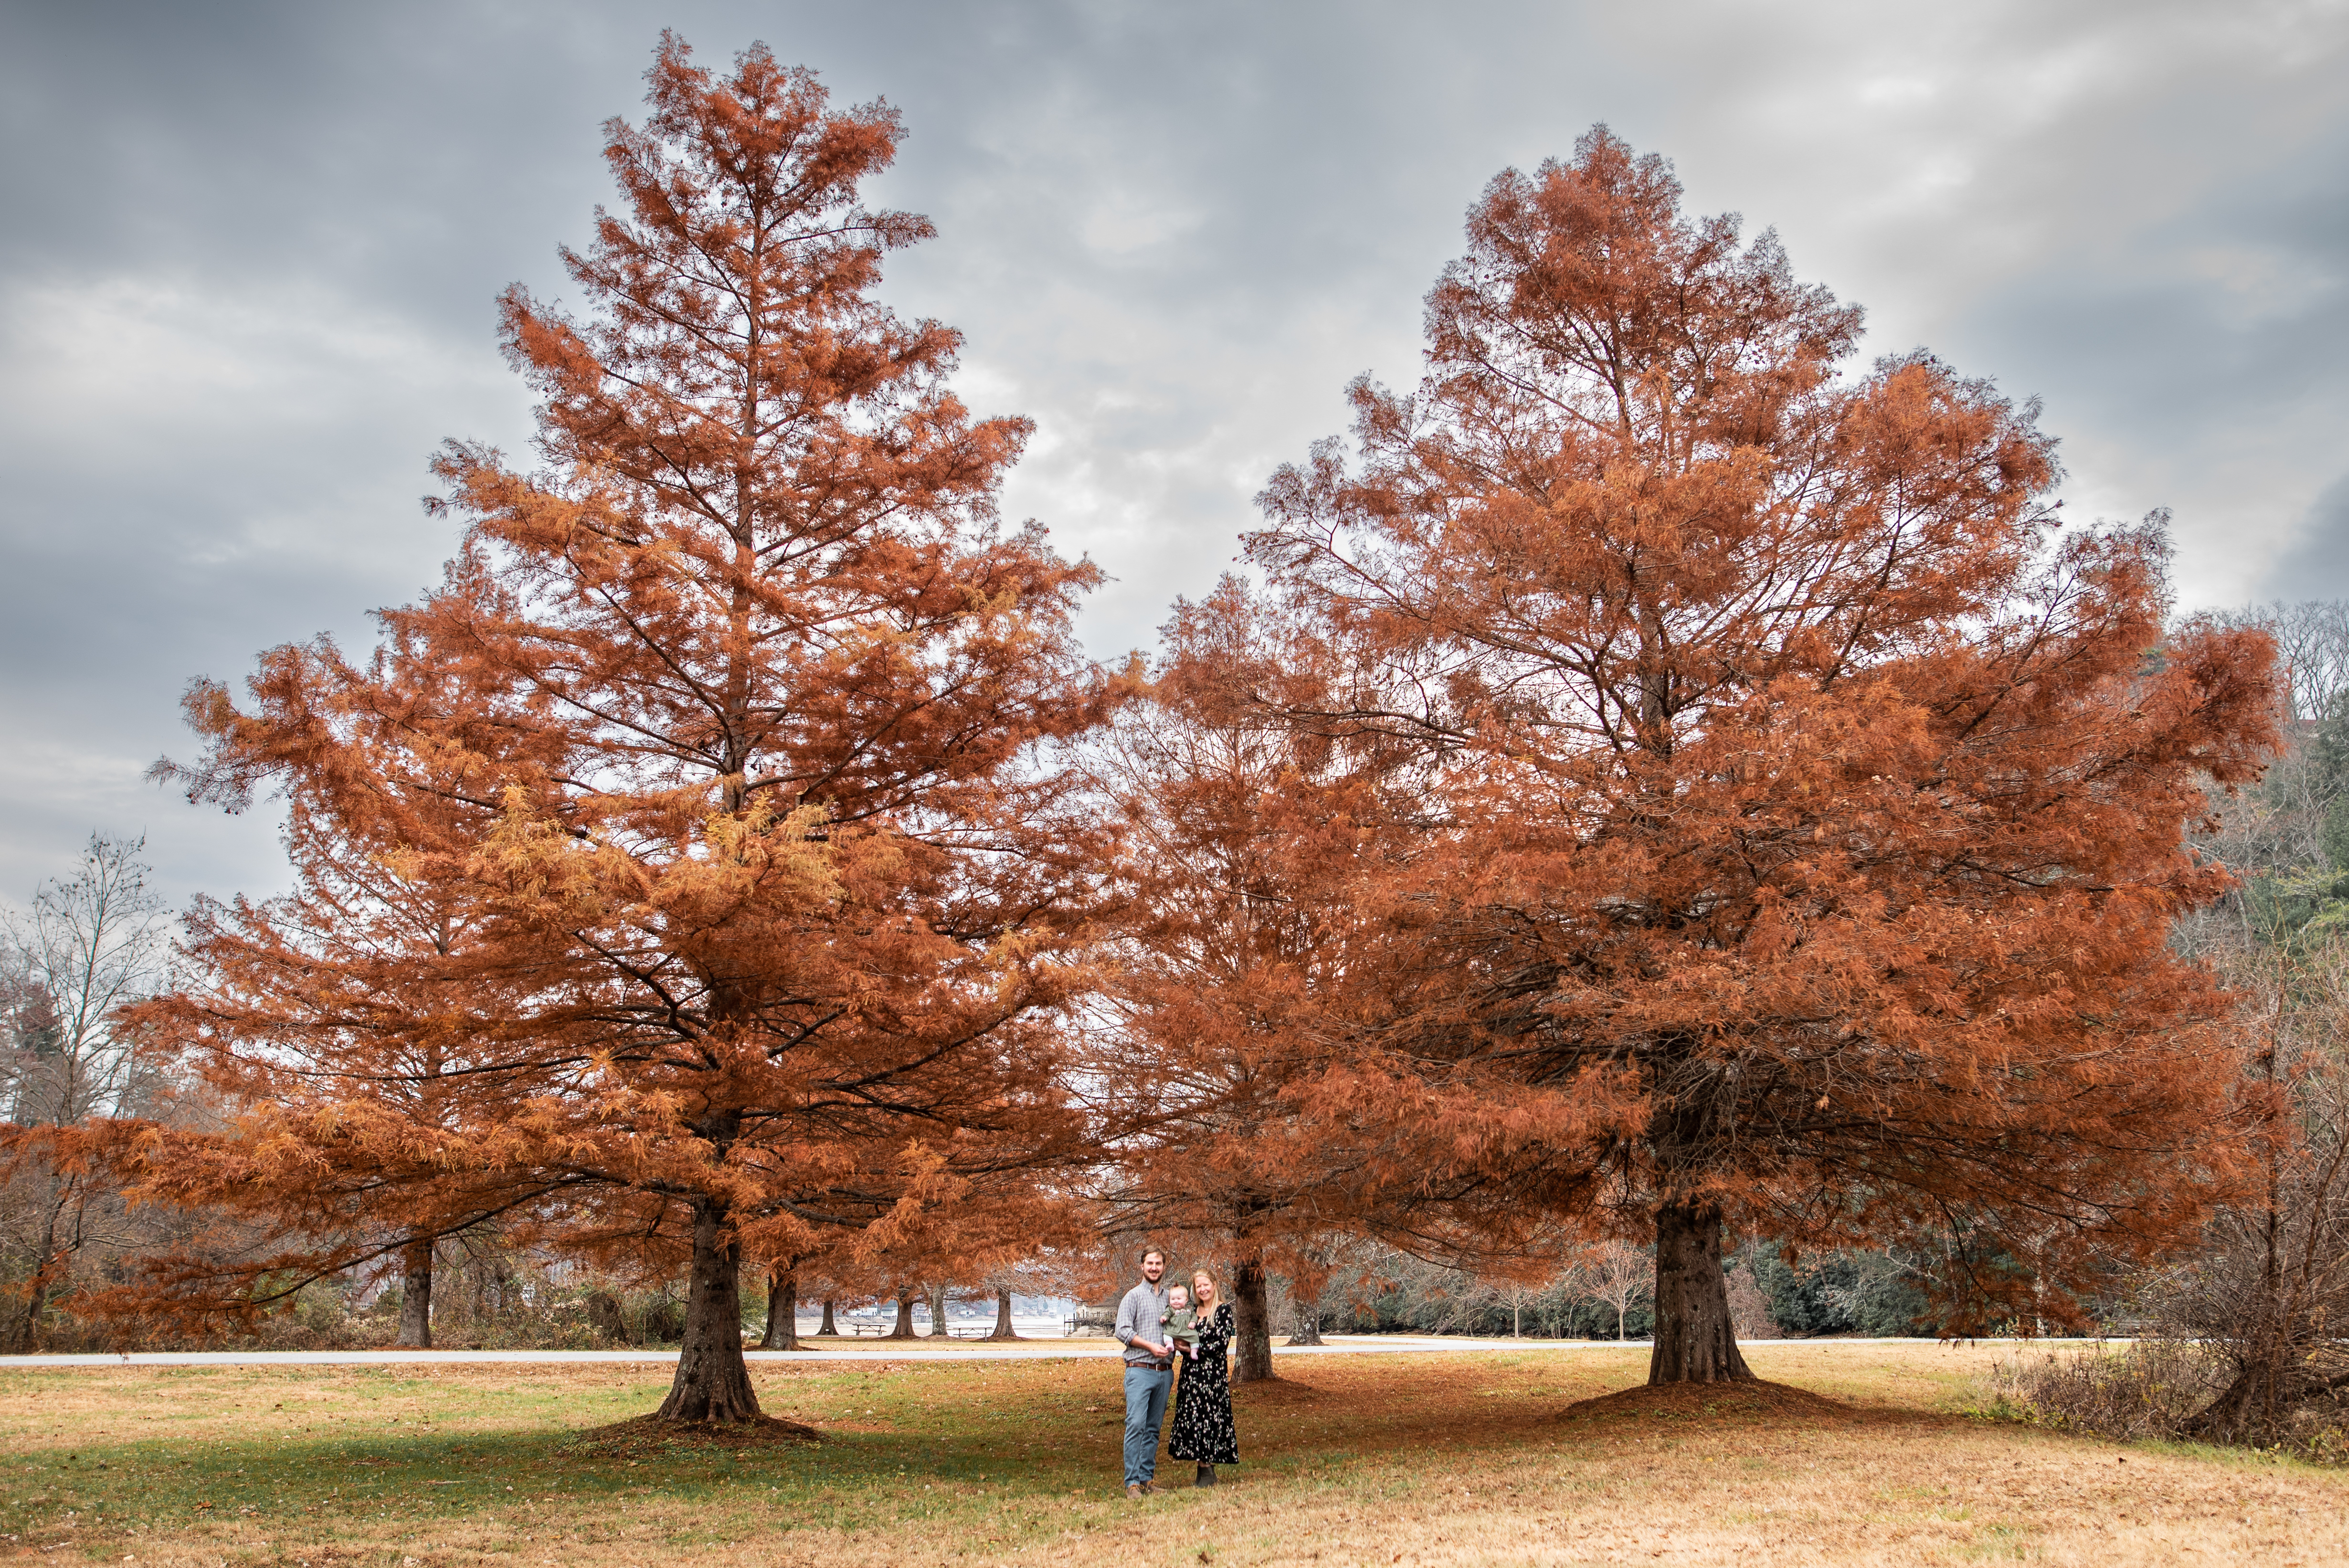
top-left (1167, 1284), bottom-right (1190, 1304)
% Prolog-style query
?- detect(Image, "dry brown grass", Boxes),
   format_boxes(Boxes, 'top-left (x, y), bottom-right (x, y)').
top-left (2, 1343), bottom-right (2344, 1566)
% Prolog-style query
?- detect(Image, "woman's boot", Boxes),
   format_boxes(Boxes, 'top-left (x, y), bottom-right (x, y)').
top-left (1196, 1463), bottom-right (1216, 1486)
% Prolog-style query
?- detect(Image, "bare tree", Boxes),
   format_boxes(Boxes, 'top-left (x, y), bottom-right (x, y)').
top-left (1580, 1241), bottom-right (1655, 1342)
top-left (1475, 1247), bottom-right (1581, 1338)
top-left (1349, 1247), bottom-right (1478, 1335)
top-left (0, 835), bottom-right (176, 1351)
top-left (2211, 600), bottom-right (2349, 722)
top-left (2167, 601), bottom-right (2349, 951)
top-left (3, 833), bottom-right (173, 1126)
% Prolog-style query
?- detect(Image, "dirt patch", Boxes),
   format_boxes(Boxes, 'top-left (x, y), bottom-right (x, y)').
top-left (561, 1411), bottom-right (823, 1455)
top-left (1558, 1377), bottom-right (1850, 1425)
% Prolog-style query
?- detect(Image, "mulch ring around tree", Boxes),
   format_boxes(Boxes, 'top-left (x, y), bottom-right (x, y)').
top-left (1558, 1378), bottom-right (1852, 1427)
top-left (561, 1412), bottom-right (824, 1456)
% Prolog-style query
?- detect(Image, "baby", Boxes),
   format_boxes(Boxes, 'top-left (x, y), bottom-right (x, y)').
top-left (1164, 1284), bottom-right (1201, 1359)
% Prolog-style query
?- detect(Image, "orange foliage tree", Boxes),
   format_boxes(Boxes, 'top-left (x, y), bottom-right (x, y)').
top-left (1250, 128), bottom-right (2282, 1384)
top-left (1096, 579), bottom-right (1426, 1380)
top-left (131, 37), bottom-right (1119, 1420)
top-left (133, 747), bottom-right (544, 1353)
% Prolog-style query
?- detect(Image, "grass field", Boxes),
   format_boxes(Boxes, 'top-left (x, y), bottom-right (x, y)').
top-left (3, 1342), bottom-right (2344, 1566)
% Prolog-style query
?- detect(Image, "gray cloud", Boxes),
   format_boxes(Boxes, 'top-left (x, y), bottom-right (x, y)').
top-left (2263, 472), bottom-right (2349, 601)
top-left (3, 0), bottom-right (2344, 911)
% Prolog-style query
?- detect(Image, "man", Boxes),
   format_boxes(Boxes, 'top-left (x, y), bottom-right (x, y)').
top-left (1113, 1247), bottom-right (1175, 1498)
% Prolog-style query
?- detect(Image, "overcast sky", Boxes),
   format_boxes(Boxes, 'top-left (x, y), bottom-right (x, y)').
top-left (2, 0), bottom-right (2345, 913)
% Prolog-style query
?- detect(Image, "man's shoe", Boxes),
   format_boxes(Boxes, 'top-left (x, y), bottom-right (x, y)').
top-left (1140, 1479), bottom-right (1157, 1494)
top-left (1126, 1483), bottom-right (1143, 1501)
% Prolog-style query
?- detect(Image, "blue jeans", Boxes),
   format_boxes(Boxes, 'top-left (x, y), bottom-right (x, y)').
top-left (1122, 1363), bottom-right (1172, 1486)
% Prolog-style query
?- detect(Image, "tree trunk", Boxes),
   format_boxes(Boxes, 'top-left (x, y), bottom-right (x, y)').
top-left (394, 1239), bottom-right (434, 1349)
top-left (4, 1271), bottom-right (50, 1355)
top-left (5, 1185), bottom-right (85, 1354)
top-left (818, 1297), bottom-right (837, 1336)
top-left (759, 1264), bottom-right (798, 1350)
top-left (1231, 1254), bottom-right (1274, 1383)
top-left (3, 1241), bottom-right (61, 1356)
top-left (655, 1198), bottom-right (762, 1421)
top-left (586, 1289), bottom-right (626, 1344)
top-left (3, 1185), bottom-right (68, 1355)
top-left (1647, 1200), bottom-right (1754, 1385)
top-left (1288, 1300), bottom-right (1324, 1346)
top-left (2185, 1365), bottom-right (2275, 1442)
top-left (927, 1282), bottom-right (952, 1338)
top-left (887, 1285), bottom-right (917, 1339)
top-left (988, 1288), bottom-right (1018, 1340)
top-left (2183, 1320), bottom-right (2304, 1442)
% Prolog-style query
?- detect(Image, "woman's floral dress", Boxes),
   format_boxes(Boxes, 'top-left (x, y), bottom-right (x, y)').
top-left (1167, 1301), bottom-right (1238, 1464)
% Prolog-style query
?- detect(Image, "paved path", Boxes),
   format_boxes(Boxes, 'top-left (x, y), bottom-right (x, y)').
top-left (0, 1335), bottom-right (2090, 1370)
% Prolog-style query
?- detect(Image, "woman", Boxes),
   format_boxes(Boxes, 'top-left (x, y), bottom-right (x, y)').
top-left (1166, 1268), bottom-right (1238, 1484)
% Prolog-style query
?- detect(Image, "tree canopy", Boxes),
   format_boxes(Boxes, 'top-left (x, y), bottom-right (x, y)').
top-left (1248, 127), bottom-right (2281, 1382)
top-left (127, 34), bottom-right (1121, 1420)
